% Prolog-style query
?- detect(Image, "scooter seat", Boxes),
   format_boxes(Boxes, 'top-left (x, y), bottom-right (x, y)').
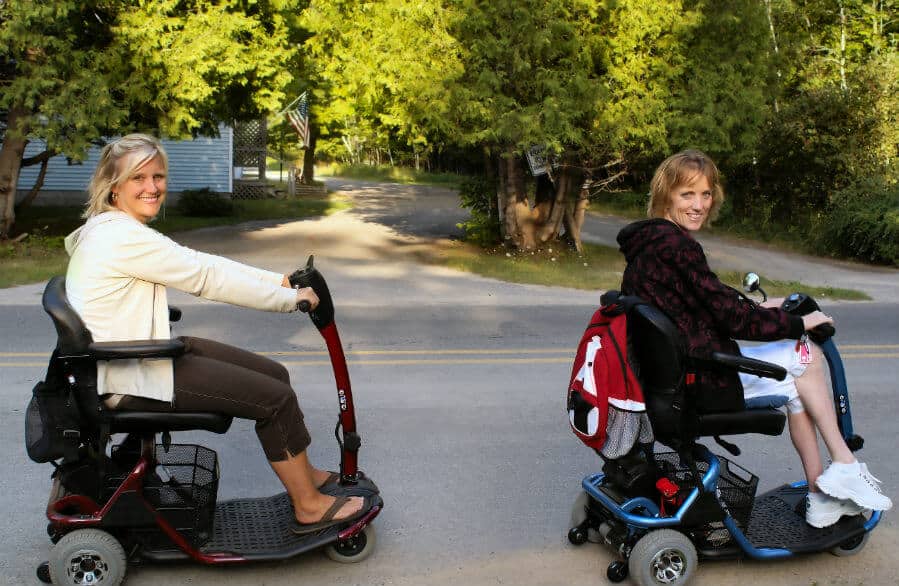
top-left (697, 407), bottom-right (785, 437)
top-left (102, 411), bottom-right (233, 434)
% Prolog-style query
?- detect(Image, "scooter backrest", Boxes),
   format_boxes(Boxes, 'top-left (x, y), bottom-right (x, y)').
top-left (628, 303), bottom-right (685, 390)
top-left (42, 276), bottom-right (94, 356)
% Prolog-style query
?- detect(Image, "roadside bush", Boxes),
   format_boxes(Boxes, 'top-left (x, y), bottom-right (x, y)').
top-left (457, 175), bottom-right (500, 246)
top-left (177, 188), bottom-right (234, 217)
top-left (813, 178), bottom-right (899, 266)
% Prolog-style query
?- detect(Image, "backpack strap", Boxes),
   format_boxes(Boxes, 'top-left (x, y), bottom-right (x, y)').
top-left (600, 290), bottom-right (647, 317)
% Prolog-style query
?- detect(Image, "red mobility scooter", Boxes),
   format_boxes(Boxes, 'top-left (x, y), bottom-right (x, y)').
top-left (26, 257), bottom-right (382, 585)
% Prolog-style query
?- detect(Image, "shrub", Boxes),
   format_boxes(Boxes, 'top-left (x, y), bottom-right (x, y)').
top-left (456, 175), bottom-right (500, 246)
top-left (813, 178), bottom-right (899, 266)
top-left (177, 188), bottom-right (234, 217)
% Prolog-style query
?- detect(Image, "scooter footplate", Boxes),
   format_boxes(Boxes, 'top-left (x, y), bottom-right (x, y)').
top-left (200, 492), bottom-right (380, 560)
top-left (744, 485), bottom-right (867, 553)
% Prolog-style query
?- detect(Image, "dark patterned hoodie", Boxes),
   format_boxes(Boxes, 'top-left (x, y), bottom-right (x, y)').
top-left (617, 219), bottom-right (804, 411)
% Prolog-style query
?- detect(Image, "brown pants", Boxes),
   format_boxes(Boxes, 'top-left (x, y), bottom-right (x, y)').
top-left (116, 337), bottom-right (311, 461)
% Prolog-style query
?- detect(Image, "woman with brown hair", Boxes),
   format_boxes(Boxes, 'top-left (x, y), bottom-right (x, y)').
top-left (616, 149), bottom-right (890, 528)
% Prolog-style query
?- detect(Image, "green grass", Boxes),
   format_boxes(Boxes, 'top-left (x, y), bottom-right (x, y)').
top-left (713, 270), bottom-right (869, 301)
top-left (0, 239), bottom-right (70, 288)
top-left (429, 240), bottom-right (868, 300)
top-left (431, 241), bottom-right (626, 291)
top-left (316, 163), bottom-right (465, 187)
top-left (0, 194), bottom-right (350, 288)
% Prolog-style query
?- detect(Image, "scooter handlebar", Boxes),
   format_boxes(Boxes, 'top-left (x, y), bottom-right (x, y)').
top-left (809, 323), bottom-right (835, 343)
top-left (288, 255), bottom-right (335, 329)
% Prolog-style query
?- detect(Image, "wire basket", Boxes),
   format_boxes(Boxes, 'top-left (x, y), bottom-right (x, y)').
top-left (655, 451), bottom-right (758, 528)
top-left (106, 444), bottom-right (219, 546)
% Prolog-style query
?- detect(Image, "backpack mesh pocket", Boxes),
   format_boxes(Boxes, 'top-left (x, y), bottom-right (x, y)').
top-left (25, 381), bottom-right (81, 463)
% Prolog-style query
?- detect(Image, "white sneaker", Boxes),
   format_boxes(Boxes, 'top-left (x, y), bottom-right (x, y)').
top-left (805, 492), bottom-right (865, 528)
top-left (816, 461), bottom-right (893, 511)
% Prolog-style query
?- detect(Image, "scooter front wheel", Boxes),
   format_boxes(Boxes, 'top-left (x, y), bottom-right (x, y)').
top-left (325, 524), bottom-right (377, 563)
top-left (830, 531), bottom-right (869, 557)
top-left (628, 529), bottom-right (697, 586)
top-left (49, 528), bottom-right (127, 585)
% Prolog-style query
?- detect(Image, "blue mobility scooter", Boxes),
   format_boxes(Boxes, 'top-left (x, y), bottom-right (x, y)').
top-left (26, 257), bottom-right (382, 585)
top-left (568, 275), bottom-right (883, 586)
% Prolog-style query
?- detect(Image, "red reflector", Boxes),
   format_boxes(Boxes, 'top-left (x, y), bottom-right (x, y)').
top-left (685, 373), bottom-right (696, 385)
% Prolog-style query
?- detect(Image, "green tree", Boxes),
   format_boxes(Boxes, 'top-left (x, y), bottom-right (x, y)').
top-left (446, 0), bottom-right (604, 250)
top-left (747, 0), bottom-right (898, 225)
top-left (302, 0), bottom-right (461, 168)
top-left (0, 0), bottom-right (301, 238)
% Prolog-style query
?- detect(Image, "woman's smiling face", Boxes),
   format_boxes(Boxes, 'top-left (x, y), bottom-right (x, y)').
top-left (664, 173), bottom-right (712, 232)
top-left (113, 155), bottom-right (167, 223)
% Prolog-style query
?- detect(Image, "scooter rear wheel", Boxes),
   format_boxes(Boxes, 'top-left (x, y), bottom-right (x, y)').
top-left (325, 525), bottom-right (377, 563)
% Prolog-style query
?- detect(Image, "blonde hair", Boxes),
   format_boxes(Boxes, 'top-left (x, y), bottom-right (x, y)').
top-left (647, 149), bottom-right (724, 227)
top-left (83, 133), bottom-right (169, 218)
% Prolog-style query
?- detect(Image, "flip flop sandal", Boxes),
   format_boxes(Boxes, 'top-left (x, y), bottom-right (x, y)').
top-left (290, 495), bottom-right (370, 536)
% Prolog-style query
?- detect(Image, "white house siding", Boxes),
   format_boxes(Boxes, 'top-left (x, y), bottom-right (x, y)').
top-left (14, 127), bottom-right (233, 202)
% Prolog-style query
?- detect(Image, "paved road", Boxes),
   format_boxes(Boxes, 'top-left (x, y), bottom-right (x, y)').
top-left (1, 178), bottom-right (897, 586)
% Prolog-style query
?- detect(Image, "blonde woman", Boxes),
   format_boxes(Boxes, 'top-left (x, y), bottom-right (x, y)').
top-left (65, 133), bottom-right (368, 534)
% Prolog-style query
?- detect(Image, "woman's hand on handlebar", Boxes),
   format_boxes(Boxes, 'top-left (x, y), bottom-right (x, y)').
top-left (295, 287), bottom-right (319, 313)
top-left (802, 310), bottom-right (833, 331)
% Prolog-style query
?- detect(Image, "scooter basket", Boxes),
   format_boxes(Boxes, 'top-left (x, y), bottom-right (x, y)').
top-left (655, 451), bottom-right (758, 528)
top-left (106, 444), bottom-right (219, 546)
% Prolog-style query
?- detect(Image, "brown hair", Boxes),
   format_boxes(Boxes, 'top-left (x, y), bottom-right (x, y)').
top-left (83, 133), bottom-right (168, 218)
top-left (647, 149), bottom-right (724, 227)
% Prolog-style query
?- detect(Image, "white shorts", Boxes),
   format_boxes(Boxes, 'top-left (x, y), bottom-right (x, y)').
top-left (738, 340), bottom-right (808, 414)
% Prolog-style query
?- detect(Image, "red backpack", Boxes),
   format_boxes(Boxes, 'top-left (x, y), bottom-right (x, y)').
top-left (567, 294), bottom-right (646, 451)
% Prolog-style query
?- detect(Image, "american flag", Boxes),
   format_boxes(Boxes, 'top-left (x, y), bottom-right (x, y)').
top-left (285, 91), bottom-right (310, 147)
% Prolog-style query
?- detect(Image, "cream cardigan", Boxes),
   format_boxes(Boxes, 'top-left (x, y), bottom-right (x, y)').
top-left (64, 211), bottom-right (298, 402)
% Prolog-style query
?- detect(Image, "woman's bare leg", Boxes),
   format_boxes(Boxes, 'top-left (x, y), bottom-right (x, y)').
top-left (787, 410), bottom-right (824, 490)
top-left (793, 343), bottom-right (855, 470)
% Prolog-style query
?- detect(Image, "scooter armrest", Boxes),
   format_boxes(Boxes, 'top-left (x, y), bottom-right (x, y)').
top-left (89, 339), bottom-right (186, 360)
top-left (710, 351), bottom-right (787, 381)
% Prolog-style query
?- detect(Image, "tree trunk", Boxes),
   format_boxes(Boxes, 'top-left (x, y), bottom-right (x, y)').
top-left (499, 147), bottom-right (536, 249)
top-left (301, 124), bottom-right (317, 185)
top-left (15, 149), bottom-right (54, 212)
top-left (531, 161), bottom-right (586, 248)
top-left (562, 187), bottom-right (589, 253)
top-left (764, 0), bottom-right (782, 113)
top-left (838, 1), bottom-right (848, 93)
top-left (0, 107), bottom-right (30, 239)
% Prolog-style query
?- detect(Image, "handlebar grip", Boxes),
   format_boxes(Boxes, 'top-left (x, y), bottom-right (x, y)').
top-left (297, 300), bottom-right (311, 313)
top-left (809, 323), bottom-right (835, 343)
